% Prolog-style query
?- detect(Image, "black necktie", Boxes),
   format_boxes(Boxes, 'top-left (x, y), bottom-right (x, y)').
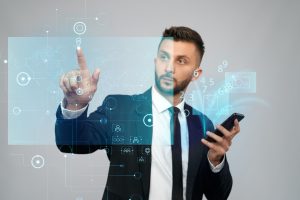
top-left (169, 107), bottom-right (183, 200)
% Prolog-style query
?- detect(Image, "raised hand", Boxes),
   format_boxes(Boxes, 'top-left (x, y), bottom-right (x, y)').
top-left (59, 48), bottom-right (100, 110)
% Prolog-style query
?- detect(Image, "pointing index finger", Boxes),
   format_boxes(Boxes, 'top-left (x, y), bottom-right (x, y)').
top-left (76, 48), bottom-right (88, 71)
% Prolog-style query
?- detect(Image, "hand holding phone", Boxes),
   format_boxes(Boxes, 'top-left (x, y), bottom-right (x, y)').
top-left (206, 113), bottom-right (244, 142)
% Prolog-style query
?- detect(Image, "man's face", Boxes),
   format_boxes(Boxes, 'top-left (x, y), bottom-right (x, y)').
top-left (155, 39), bottom-right (202, 96)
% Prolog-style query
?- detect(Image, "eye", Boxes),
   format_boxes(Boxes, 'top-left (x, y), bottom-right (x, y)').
top-left (178, 58), bottom-right (187, 65)
top-left (159, 54), bottom-right (169, 61)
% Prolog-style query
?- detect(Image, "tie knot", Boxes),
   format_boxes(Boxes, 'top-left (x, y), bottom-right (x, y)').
top-left (168, 107), bottom-right (180, 117)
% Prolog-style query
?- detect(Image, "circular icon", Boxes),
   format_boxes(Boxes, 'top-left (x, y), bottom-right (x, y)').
top-left (73, 22), bottom-right (87, 35)
top-left (31, 155), bottom-right (45, 169)
top-left (143, 114), bottom-right (153, 127)
top-left (12, 107), bottom-right (21, 115)
top-left (105, 97), bottom-right (118, 110)
top-left (76, 88), bottom-right (84, 95)
top-left (184, 109), bottom-right (190, 117)
top-left (16, 72), bottom-right (31, 86)
top-left (144, 147), bottom-right (150, 155)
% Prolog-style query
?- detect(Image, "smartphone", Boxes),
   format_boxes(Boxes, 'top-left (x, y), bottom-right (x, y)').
top-left (207, 113), bottom-right (244, 142)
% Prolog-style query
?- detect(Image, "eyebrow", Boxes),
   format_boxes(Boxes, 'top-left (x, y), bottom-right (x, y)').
top-left (159, 50), bottom-right (191, 61)
top-left (177, 55), bottom-right (190, 60)
top-left (158, 50), bottom-right (170, 55)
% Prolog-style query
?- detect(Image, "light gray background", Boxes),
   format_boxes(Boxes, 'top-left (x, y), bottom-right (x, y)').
top-left (1, 0), bottom-right (300, 199)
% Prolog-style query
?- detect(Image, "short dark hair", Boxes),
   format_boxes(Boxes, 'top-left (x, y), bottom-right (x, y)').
top-left (159, 26), bottom-right (205, 59)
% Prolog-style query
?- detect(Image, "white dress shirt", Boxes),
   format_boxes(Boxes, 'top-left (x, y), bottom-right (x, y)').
top-left (148, 86), bottom-right (189, 200)
top-left (60, 87), bottom-right (225, 200)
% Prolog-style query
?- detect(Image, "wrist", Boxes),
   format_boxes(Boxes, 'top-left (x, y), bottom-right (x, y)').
top-left (63, 98), bottom-right (87, 110)
top-left (208, 151), bottom-right (223, 166)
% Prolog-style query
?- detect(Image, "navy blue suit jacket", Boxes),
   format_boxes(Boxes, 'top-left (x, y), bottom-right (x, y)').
top-left (55, 88), bottom-right (232, 200)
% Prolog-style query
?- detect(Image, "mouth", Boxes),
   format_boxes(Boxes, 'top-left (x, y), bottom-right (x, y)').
top-left (161, 76), bottom-right (175, 86)
top-left (162, 77), bottom-right (173, 82)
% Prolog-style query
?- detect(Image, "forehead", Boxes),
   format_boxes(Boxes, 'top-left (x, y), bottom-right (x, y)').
top-left (158, 39), bottom-right (198, 57)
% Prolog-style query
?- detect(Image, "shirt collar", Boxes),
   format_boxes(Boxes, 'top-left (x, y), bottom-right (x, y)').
top-left (152, 86), bottom-right (185, 114)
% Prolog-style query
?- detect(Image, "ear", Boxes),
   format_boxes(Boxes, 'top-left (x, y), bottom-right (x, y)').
top-left (192, 67), bottom-right (203, 81)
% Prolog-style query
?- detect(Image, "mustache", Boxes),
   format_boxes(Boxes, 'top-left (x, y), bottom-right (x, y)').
top-left (159, 73), bottom-right (175, 80)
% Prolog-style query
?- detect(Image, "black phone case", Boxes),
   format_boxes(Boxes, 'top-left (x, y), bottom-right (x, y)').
top-left (207, 113), bottom-right (244, 142)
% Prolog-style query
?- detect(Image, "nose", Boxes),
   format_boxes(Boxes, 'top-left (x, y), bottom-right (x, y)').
top-left (165, 61), bottom-right (174, 73)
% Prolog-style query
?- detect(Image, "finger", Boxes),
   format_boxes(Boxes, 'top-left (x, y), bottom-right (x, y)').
top-left (59, 74), bottom-right (68, 94)
top-left (76, 48), bottom-right (88, 71)
top-left (202, 138), bottom-right (222, 151)
top-left (201, 139), bottom-right (225, 154)
top-left (207, 131), bottom-right (223, 143)
top-left (67, 71), bottom-right (80, 91)
top-left (69, 74), bottom-right (79, 91)
top-left (207, 131), bottom-right (231, 150)
top-left (232, 119), bottom-right (241, 134)
top-left (216, 125), bottom-right (232, 138)
top-left (201, 138), bottom-right (215, 149)
top-left (91, 68), bottom-right (100, 86)
top-left (63, 75), bottom-right (72, 93)
top-left (75, 74), bottom-right (84, 89)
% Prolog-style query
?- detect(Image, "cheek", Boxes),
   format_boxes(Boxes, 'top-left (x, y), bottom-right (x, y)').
top-left (176, 69), bottom-right (194, 80)
top-left (155, 65), bottom-right (162, 77)
top-left (155, 62), bottom-right (165, 74)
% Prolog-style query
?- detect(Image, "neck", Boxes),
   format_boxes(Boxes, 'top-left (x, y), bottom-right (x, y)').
top-left (154, 86), bottom-right (184, 106)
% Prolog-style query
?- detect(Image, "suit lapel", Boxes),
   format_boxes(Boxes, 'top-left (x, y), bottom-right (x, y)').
top-left (185, 104), bottom-right (205, 200)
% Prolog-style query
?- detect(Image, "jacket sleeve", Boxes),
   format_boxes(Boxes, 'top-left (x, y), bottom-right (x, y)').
top-left (55, 96), bottom-right (111, 154)
top-left (202, 117), bottom-right (233, 200)
top-left (203, 155), bottom-right (233, 200)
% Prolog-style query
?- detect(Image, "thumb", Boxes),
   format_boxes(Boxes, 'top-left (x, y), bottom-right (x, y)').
top-left (91, 68), bottom-right (100, 86)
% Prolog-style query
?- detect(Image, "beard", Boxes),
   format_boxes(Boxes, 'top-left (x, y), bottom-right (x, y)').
top-left (155, 71), bottom-right (191, 96)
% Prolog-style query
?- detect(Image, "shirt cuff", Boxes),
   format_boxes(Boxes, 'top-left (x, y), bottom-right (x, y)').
top-left (207, 153), bottom-right (226, 173)
top-left (60, 100), bottom-right (88, 119)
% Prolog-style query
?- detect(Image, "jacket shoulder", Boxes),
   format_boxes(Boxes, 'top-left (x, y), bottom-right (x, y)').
top-left (97, 89), bottom-right (151, 112)
top-left (184, 103), bottom-right (215, 131)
